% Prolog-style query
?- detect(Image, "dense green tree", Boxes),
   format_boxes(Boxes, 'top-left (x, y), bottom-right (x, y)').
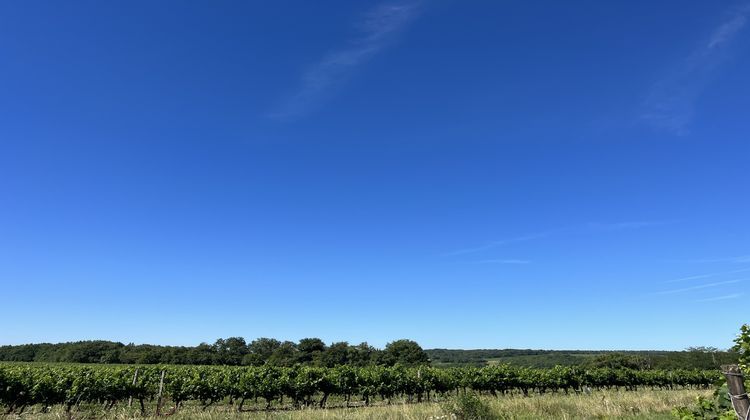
top-left (349, 342), bottom-right (378, 366)
top-left (61, 341), bottom-right (124, 364)
top-left (297, 338), bottom-right (326, 364)
top-left (380, 339), bottom-right (429, 366)
top-left (213, 337), bottom-right (248, 365)
top-left (267, 341), bottom-right (298, 367)
top-left (0, 344), bottom-right (36, 362)
top-left (734, 324), bottom-right (750, 370)
top-left (243, 338), bottom-right (281, 366)
top-left (188, 343), bottom-right (217, 365)
top-left (320, 342), bottom-right (351, 367)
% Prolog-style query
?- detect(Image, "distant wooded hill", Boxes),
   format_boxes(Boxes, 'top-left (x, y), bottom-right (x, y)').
top-left (425, 347), bottom-right (737, 369)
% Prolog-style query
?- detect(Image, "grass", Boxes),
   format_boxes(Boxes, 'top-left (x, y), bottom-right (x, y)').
top-left (6, 389), bottom-right (708, 419)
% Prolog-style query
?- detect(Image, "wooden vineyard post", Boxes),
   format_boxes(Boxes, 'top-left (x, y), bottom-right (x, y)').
top-left (128, 368), bottom-right (139, 408)
top-left (155, 370), bottom-right (165, 416)
top-left (722, 365), bottom-right (749, 420)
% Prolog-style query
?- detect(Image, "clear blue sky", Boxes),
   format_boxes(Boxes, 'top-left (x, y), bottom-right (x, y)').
top-left (1, 1), bottom-right (749, 350)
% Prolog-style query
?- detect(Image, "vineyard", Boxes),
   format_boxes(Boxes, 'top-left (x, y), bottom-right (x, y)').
top-left (0, 362), bottom-right (720, 415)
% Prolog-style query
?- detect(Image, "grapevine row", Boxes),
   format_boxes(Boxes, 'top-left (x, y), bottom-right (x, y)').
top-left (0, 363), bottom-right (719, 414)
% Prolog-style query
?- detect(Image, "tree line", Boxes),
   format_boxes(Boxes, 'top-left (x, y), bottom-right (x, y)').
top-left (0, 338), bottom-right (429, 367)
top-left (0, 338), bottom-right (735, 370)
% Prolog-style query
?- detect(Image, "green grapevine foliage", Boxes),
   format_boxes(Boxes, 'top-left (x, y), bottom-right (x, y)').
top-left (0, 362), bottom-right (720, 414)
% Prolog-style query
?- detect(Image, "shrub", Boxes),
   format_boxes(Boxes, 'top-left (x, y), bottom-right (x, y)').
top-left (442, 392), bottom-right (497, 420)
top-left (672, 385), bottom-right (734, 420)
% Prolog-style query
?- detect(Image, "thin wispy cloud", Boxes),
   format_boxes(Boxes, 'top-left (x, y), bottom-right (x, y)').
top-left (667, 267), bottom-right (750, 283)
top-left (587, 220), bottom-right (677, 231)
top-left (675, 255), bottom-right (750, 264)
top-left (445, 220), bottom-right (672, 257)
top-left (469, 259), bottom-right (531, 265)
top-left (269, 2), bottom-right (421, 119)
top-left (696, 293), bottom-right (742, 302)
top-left (654, 278), bottom-right (745, 295)
top-left (640, 3), bottom-right (750, 135)
top-left (445, 231), bottom-right (554, 257)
